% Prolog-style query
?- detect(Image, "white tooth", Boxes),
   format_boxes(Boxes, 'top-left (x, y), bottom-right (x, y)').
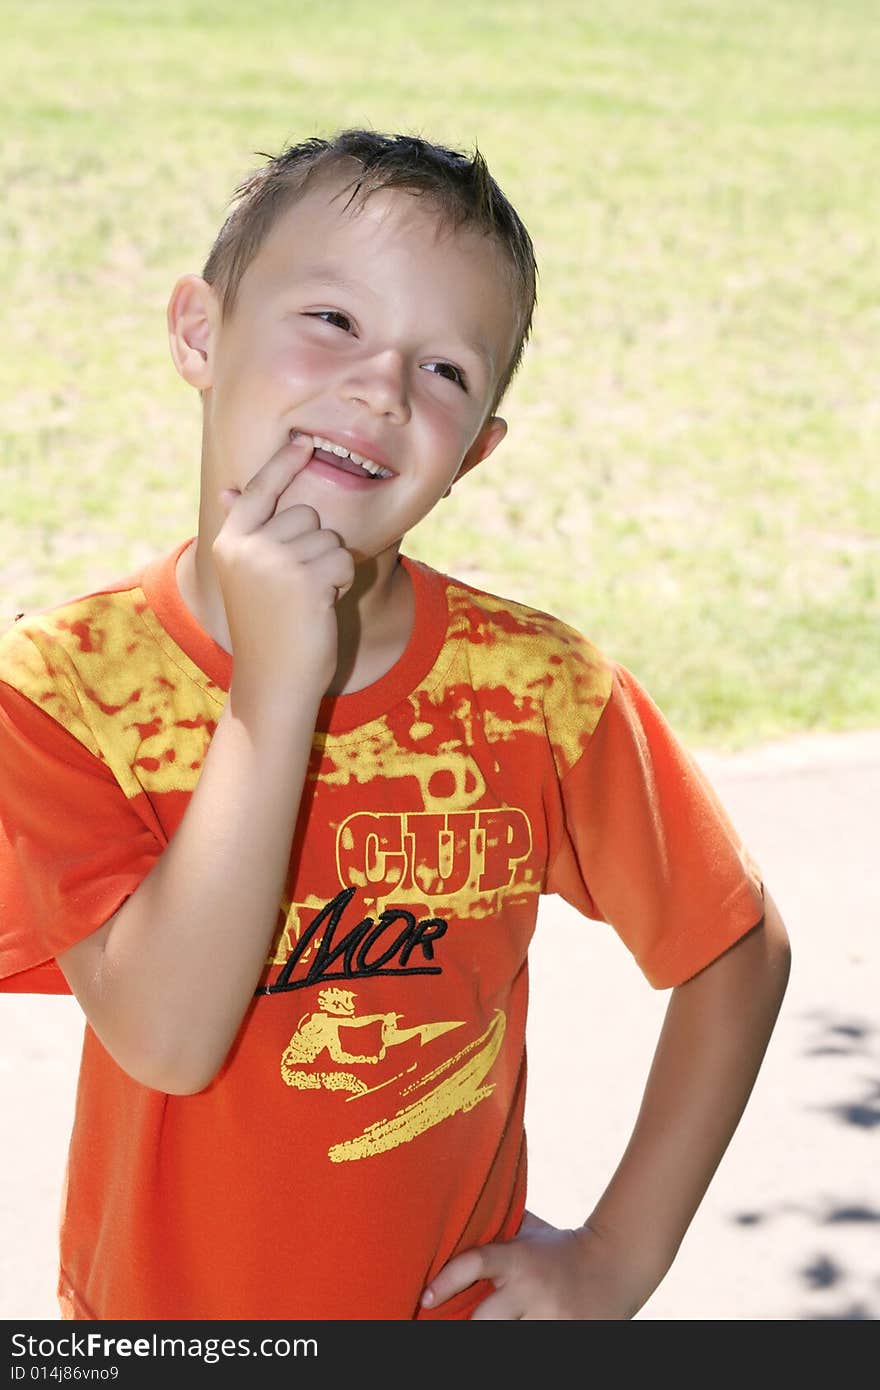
top-left (313, 435), bottom-right (388, 472)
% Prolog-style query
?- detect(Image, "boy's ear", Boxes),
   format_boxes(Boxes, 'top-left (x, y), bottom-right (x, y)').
top-left (445, 416), bottom-right (508, 496)
top-left (167, 274), bottom-right (219, 390)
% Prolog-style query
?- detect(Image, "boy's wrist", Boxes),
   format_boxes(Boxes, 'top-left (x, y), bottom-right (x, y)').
top-left (574, 1216), bottom-right (672, 1315)
top-left (225, 671), bottom-right (326, 734)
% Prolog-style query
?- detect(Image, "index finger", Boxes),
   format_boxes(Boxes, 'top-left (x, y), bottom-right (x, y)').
top-left (420, 1246), bottom-right (491, 1310)
top-left (221, 432), bottom-right (315, 532)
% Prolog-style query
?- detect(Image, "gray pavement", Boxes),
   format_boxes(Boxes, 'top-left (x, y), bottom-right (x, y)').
top-left (2, 729), bottom-right (878, 1321)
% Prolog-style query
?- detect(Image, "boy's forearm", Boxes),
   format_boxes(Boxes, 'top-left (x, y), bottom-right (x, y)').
top-left (62, 685), bottom-right (322, 1093)
top-left (583, 893), bottom-right (791, 1305)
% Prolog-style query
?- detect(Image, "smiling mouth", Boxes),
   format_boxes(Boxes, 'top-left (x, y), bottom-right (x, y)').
top-left (298, 432), bottom-right (394, 480)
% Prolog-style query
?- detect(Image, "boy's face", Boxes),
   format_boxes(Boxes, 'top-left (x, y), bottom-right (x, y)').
top-left (181, 175), bottom-right (516, 563)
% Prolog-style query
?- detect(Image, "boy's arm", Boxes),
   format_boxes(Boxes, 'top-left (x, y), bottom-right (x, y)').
top-left (581, 886), bottom-right (791, 1306)
top-left (57, 435), bottom-right (354, 1095)
top-left (421, 889), bottom-right (791, 1319)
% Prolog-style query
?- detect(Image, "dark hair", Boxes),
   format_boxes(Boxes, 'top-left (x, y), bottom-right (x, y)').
top-left (201, 129), bottom-right (538, 415)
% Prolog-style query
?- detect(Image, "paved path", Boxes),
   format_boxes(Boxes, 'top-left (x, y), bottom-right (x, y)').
top-left (2, 729), bottom-right (878, 1321)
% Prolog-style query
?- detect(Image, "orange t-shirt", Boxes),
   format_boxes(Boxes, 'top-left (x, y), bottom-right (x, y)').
top-left (0, 538), bottom-right (764, 1320)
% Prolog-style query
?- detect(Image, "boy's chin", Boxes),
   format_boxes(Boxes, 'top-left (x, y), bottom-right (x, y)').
top-left (273, 481), bottom-right (307, 515)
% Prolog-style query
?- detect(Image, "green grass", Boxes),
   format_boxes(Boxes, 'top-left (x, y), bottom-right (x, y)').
top-left (1, 0), bottom-right (878, 749)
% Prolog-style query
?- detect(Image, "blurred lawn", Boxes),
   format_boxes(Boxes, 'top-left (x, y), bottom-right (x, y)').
top-left (1, 0), bottom-right (877, 748)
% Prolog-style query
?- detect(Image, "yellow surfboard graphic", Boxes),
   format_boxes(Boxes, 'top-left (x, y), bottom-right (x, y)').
top-left (328, 1010), bottom-right (506, 1162)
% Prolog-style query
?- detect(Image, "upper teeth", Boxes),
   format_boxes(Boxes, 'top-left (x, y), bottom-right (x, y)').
top-left (311, 434), bottom-right (392, 478)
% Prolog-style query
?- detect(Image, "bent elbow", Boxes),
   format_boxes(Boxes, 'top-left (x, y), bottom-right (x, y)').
top-left (761, 889), bottom-right (793, 997)
top-left (139, 1066), bottom-right (218, 1097)
top-left (102, 1037), bottom-right (224, 1096)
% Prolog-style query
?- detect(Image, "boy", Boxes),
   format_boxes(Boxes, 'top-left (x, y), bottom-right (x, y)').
top-left (0, 129), bottom-right (790, 1320)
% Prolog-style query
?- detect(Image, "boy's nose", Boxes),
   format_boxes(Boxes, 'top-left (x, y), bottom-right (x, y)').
top-left (344, 348), bottom-right (411, 424)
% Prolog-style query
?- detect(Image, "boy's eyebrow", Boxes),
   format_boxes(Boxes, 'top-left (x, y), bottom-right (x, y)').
top-left (298, 264), bottom-right (365, 297)
top-left (461, 337), bottom-right (496, 377)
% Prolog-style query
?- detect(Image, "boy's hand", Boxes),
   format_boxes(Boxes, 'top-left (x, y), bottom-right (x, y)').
top-left (212, 432), bottom-right (354, 713)
top-left (420, 1210), bottom-right (651, 1320)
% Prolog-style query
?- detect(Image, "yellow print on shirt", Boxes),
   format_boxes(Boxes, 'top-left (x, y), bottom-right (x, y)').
top-left (280, 988), bottom-right (506, 1164)
top-left (268, 804), bottom-right (536, 969)
top-left (280, 986), bottom-right (465, 1095)
top-left (268, 806), bottom-right (529, 1160)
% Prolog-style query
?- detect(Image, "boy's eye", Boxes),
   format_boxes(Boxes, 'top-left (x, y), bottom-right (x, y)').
top-left (309, 310), bottom-right (353, 331)
top-left (424, 361), bottom-right (467, 391)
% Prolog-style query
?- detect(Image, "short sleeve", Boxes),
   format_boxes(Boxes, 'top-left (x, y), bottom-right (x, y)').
top-left (545, 664), bottom-right (764, 988)
top-left (0, 681), bottom-right (164, 992)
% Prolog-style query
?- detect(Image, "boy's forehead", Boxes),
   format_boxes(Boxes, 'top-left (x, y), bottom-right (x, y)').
top-left (254, 174), bottom-right (511, 296)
